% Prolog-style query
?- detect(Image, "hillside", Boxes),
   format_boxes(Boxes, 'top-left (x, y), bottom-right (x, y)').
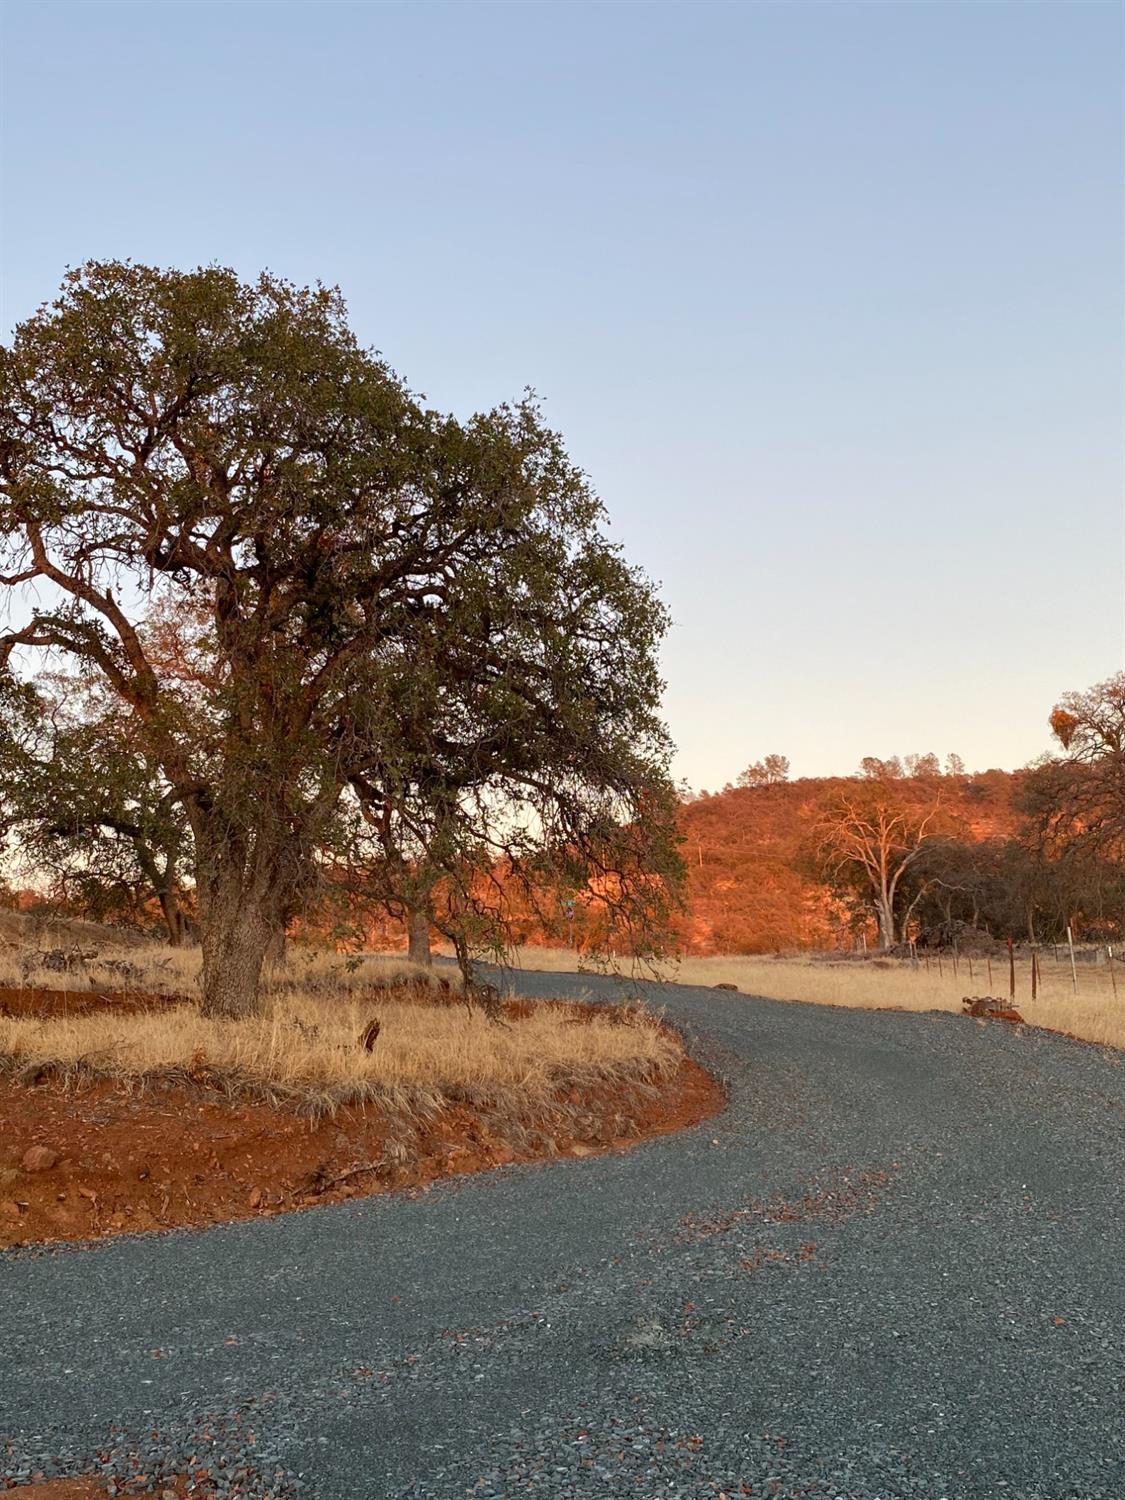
top-left (2, 773), bottom-right (1026, 961)
top-left (677, 769), bottom-right (1022, 954)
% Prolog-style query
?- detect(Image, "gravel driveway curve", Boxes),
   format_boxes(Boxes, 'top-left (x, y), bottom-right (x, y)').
top-left (3, 974), bottom-right (1124, 1500)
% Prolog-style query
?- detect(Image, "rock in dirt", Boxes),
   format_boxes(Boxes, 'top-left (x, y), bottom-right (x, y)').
top-left (962, 995), bottom-right (1024, 1022)
top-left (21, 1144), bottom-right (60, 1173)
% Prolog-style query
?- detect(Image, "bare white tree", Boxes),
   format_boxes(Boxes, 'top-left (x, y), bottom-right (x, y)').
top-left (816, 789), bottom-right (945, 949)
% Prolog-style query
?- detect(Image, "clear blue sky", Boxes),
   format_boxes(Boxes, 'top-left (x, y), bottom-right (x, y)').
top-left (2, 0), bottom-right (1121, 788)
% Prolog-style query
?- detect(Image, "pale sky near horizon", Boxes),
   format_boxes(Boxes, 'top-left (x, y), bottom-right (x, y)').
top-left (1, 0), bottom-right (1122, 790)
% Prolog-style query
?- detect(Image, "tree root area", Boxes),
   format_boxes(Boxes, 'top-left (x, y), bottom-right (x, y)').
top-left (0, 1056), bottom-right (723, 1251)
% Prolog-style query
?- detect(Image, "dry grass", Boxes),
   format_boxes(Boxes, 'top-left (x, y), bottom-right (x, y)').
top-left (0, 992), bottom-right (679, 1116)
top-left (0, 937), bottom-right (454, 1001)
top-left (0, 908), bottom-right (148, 950)
top-left (0, 926), bottom-right (680, 1118)
top-left (508, 946), bottom-right (1125, 1052)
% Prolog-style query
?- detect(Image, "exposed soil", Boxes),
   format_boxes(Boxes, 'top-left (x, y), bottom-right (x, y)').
top-left (0, 985), bottom-right (180, 1021)
top-left (2, 1481), bottom-right (196, 1498)
top-left (0, 991), bottom-right (724, 1251)
top-left (2, 1483), bottom-right (111, 1498)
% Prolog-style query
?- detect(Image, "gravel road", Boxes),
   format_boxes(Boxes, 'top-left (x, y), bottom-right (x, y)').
top-left (3, 974), bottom-right (1124, 1500)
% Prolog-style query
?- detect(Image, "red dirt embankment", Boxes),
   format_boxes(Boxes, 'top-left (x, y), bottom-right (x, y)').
top-left (0, 988), bottom-right (723, 1251)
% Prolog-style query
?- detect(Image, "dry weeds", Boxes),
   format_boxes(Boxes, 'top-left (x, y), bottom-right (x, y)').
top-left (0, 908), bottom-right (148, 950)
top-left (0, 928), bottom-right (682, 1120)
top-left (0, 978), bottom-right (680, 1120)
top-left (507, 946), bottom-right (1125, 1051)
top-left (0, 939), bottom-right (454, 1001)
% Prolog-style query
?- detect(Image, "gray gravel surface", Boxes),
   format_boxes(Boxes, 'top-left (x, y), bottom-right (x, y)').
top-left (3, 974), bottom-right (1124, 1500)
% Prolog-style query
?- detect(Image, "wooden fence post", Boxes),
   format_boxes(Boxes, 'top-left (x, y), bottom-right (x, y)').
top-left (1066, 924), bottom-right (1078, 994)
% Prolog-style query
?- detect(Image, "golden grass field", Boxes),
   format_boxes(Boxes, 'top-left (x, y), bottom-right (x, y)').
top-left (0, 925), bottom-right (680, 1118)
top-left (505, 946), bottom-right (1125, 1052)
top-left (0, 992), bottom-right (680, 1115)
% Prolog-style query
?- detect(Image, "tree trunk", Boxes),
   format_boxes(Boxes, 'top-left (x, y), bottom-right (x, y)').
top-left (899, 885), bottom-right (929, 947)
top-left (264, 923), bottom-right (288, 967)
top-left (199, 896), bottom-right (274, 1019)
top-left (157, 887), bottom-right (188, 947)
top-left (407, 906), bottom-right (433, 968)
top-left (875, 899), bottom-right (896, 951)
top-left (136, 843), bottom-right (188, 948)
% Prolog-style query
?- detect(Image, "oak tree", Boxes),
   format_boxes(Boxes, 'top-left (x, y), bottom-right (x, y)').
top-left (1027, 673), bottom-right (1125, 861)
top-left (0, 262), bottom-right (680, 1016)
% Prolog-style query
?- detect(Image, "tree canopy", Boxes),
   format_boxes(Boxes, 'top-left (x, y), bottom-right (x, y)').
top-left (1021, 673), bottom-right (1125, 870)
top-left (737, 754), bottom-right (790, 788)
top-left (0, 669), bottom-right (193, 942)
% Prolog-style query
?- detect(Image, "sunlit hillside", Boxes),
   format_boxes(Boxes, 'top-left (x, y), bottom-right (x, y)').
top-left (676, 770), bottom-right (1022, 954)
